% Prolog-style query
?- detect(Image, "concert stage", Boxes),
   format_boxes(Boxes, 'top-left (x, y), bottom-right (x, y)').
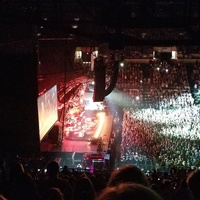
top-left (40, 111), bottom-right (113, 169)
top-left (62, 114), bottom-right (113, 153)
top-left (41, 112), bottom-right (112, 152)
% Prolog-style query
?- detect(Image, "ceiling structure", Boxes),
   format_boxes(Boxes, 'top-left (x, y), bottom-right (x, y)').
top-left (0, 0), bottom-right (200, 47)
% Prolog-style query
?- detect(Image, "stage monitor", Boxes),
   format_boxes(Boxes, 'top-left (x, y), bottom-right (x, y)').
top-left (37, 85), bottom-right (58, 141)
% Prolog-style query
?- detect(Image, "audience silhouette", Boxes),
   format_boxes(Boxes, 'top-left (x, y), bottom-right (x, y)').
top-left (187, 169), bottom-right (200, 200)
top-left (107, 164), bottom-right (149, 187)
top-left (96, 183), bottom-right (162, 200)
top-left (38, 161), bottom-right (71, 200)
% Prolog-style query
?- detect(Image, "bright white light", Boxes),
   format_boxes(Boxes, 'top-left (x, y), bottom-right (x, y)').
top-left (75, 51), bottom-right (82, 59)
top-left (94, 112), bottom-right (105, 138)
top-left (120, 62), bottom-right (124, 67)
top-left (72, 25), bottom-right (78, 29)
top-left (84, 92), bottom-right (104, 110)
top-left (171, 51), bottom-right (177, 59)
top-left (77, 164), bottom-right (82, 168)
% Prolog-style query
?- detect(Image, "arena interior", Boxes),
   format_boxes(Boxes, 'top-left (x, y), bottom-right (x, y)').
top-left (1, 0), bottom-right (200, 175)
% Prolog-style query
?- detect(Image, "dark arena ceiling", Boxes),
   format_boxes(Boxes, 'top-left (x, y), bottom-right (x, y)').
top-left (0, 0), bottom-right (200, 47)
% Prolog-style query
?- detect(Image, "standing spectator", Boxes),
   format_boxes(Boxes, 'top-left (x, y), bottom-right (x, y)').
top-left (107, 164), bottom-right (149, 187)
top-left (71, 176), bottom-right (96, 200)
top-left (172, 178), bottom-right (190, 200)
top-left (10, 172), bottom-right (41, 200)
top-left (38, 161), bottom-right (71, 200)
top-left (42, 187), bottom-right (64, 200)
top-left (96, 183), bottom-right (162, 200)
top-left (187, 169), bottom-right (200, 200)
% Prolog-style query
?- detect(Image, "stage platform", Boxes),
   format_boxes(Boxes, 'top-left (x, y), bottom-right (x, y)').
top-left (40, 113), bottom-right (113, 167)
top-left (40, 114), bottom-right (113, 169)
top-left (41, 114), bottom-right (112, 153)
top-left (61, 115), bottom-right (113, 153)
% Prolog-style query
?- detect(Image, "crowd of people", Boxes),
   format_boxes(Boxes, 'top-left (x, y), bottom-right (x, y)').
top-left (1, 46), bottom-right (200, 199)
top-left (117, 62), bottom-right (144, 89)
top-left (122, 28), bottom-right (191, 41)
top-left (116, 59), bottom-right (200, 171)
top-left (148, 60), bottom-right (192, 109)
top-left (110, 45), bottom-right (200, 61)
top-left (115, 59), bottom-right (193, 108)
top-left (122, 46), bottom-right (153, 59)
top-left (1, 158), bottom-right (200, 200)
top-left (120, 105), bottom-right (200, 170)
top-left (190, 60), bottom-right (200, 105)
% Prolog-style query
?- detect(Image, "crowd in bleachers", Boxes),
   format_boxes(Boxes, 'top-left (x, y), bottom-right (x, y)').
top-left (122, 46), bottom-right (153, 59)
top-left (191, 60), bottom-right (200, 90)
top-left (117, 63), bottom-right (144, 89)
top-left (109, 45), bottom-right (200, 60)
top-left (149, 60), bottom-right (192, 109)
top-left (177, 46), bottom-right (200, 59)
top-left (123, 28), bottom-right (191, 41)
top-left (150, 60), bottom-right (189, 89)
top-left (116, 59), bottom-right (193, 109)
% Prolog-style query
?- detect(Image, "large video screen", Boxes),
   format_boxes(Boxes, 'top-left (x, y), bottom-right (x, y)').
top-left (37, 85), bottom-right (58, 141)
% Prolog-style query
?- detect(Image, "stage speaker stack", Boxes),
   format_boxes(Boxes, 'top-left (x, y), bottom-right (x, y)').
top-left (93, 56), bottom-right (106, 102)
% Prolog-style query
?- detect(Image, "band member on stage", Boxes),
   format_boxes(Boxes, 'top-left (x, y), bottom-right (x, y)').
top-left (97, 137), bottom-right (103, 154)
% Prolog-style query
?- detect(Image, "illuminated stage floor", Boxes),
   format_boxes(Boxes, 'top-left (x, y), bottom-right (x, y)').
top-left (61, 115), bottom-right (113, 153)
top-left (41, 115), bottom-right (113, 154)
top-left (64, 110), bottom-right (101, 141)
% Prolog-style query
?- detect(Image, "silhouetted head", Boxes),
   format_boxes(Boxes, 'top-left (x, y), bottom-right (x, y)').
top-left (96, 183), bottom-right (162, 200)
top-left (187, 169), bottom-right (200, 199)
top-left (47, 161), bottom-right (60, 178)
top-left (107, 164), bottom-right (149, 187)
top-left (72, 176), bottom-right (96, 200)
top-left (9, 162), bottom-right (25, 181)
top-left (13, 172), bottom-right (38, 200)
top-left (42, 187), bottom-right (64, 200)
